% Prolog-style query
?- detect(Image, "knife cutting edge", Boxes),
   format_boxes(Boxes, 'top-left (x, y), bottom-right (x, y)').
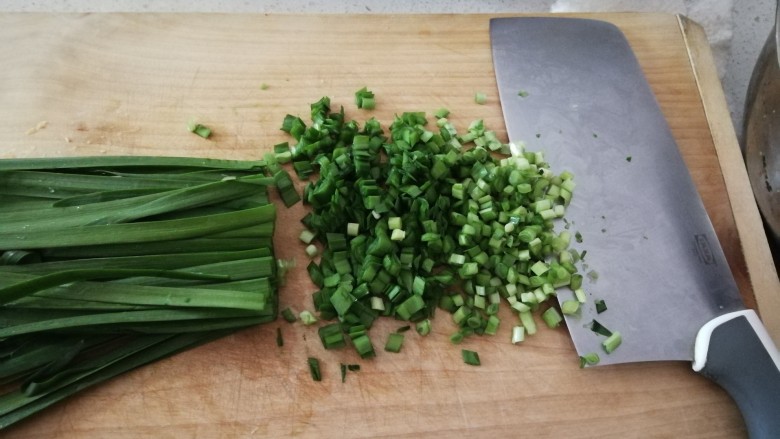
top-left (490, 17), bottom-right (779, 438)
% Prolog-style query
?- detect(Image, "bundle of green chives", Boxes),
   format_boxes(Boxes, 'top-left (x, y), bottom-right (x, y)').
top-left (0, 156), bottom-right (281, 428)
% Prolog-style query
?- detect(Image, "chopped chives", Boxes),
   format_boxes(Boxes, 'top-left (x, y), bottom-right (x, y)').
top-left (281, 307), bottom-right (297, 323)
top-left (187, 121), bottom-right (212, 139)
top-left (461, 349), bottom-right (481, 366)
top-left (300, 229), bottom-right (316, 244)
top-left (434, 108), bottom-right (450, 118)
top-left (416, 319), bottom-right (431, 336)
top-left (579, 352), bottom-right (600, 367)
top-left (574, 288), bottom-right (587, 303)
top-left (390, 229), bottom-right (406, 241)
top-left (474, 92), bottom-right (487, 105)
top-left (511, 326), bottom-right (525, 344)
top-left (355, 86), bottom-right (376, 109)
top-left (484, 315), bottom-right (500, 335)
top-left (305, 244), bottom-right (319, 258)
top-left (602, 331), bottom-right (622, 354)
top-left (276, 327), bottom-right (284, 347)
top-left (351, 334), bottom-right (375, 359)
top-left (450, 331), bottom-right (465, 344)
top-left (308, 357), bottom-right (322, 381)
top-left (318, 323), bottom-right (346, 349)
top-left (561, 300), bottom-right (580, 315)
top-left (274, 169), bottom-right (301, 207)
top-left (595, 299), bottom-right (607, 314)
top-left (542, 307), bottom-right (563, 328)
top-left (384, 333), bottom-right (405, 353)
top-left (299, 310), bottom-right (318, 326)
top-left (590, 319), bottom-right (612, 337)
top-left (281, 93), bottom-right (578, 359)
top-left (570, 274), bottom-right (583, 291)
top-left (388, 217), bottom-right (402, 230)
top-left (327, 233), bottom-right (348, 251)
top-left (519, 311), bottom-right (537, 335)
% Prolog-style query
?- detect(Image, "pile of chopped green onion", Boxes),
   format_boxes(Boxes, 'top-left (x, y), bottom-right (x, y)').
top-left (281, 93), bottom-right (586, 360)
top-left (0, 156), bottom-right (280, 427)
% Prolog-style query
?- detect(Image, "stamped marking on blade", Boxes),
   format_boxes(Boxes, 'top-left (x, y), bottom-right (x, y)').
top-left (695, 234), bottom-right (716, 265)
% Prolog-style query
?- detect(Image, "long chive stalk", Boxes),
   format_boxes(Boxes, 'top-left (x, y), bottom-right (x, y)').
top-left (0, 156), bottom-right (281, 428)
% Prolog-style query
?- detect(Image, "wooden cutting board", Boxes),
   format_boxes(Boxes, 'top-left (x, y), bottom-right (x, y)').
top-left (1, 12), bottom-right (778, 438)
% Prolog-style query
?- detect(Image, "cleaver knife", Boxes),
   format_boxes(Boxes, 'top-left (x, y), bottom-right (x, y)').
top-left (491, 17), bottom-right (780, 438)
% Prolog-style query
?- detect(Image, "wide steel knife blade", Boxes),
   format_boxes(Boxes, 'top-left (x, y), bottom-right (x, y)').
top-left (490, 17), bottom-right (779, 437)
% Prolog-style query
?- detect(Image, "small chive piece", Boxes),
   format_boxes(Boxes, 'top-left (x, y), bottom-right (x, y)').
top-left (517, 90), bottom-right (529, 97)
top-left (347, 223), bottom-right (360, 236)
top-left (274, 169), bottom-right (301, 207)
top-left (187, 121), bottom-right (212, 139)
top-left (351, 334), bottom-right (376, 359)
top-left (308, 357), bottom-right (322, 381)
top-left (579, 352), bottom-right (600, 368)
top-left (281, 307), bottom-right (297, 323)
top-left (511, 326), bottom-right (525, 344)
top-left (574, 288), bottom-right (587, 303)
top-left (595, 299), bottom-right (607, 314)
top-left (347, 364), bottom-right (361, 372)
top-left (300, 310), bottom-right (318, 326)
top-left (300, 229), bottom-right (316, 244)
top-left (390, 229), bottom-right (406, 241)
top-left (602, 331), bottom-right (622, 354)
top-left (561, 300), bottom-right (580, 315)
top-left (626, 156), bottom-right (632, 162)
top-left (461, 349), bottom-right (481, 366)
top-left (276, 327), bottom-right (284, 347)
top-left (435, 107), bottom-right (450, 118)
top-left (340, 363), bottom-right (347, 383)
top-left (388, 217), bottom-right (402, 230)
top-left (474, 92), bottom-right (487, 105)
top-left (416, 319), bottom-right (432, 336)
top-left (396, 325), bottom-right (412, 333)
top-left (355, 86), bottom-right (376, 109)
top-left (384, 333), bottom-right (405, 353)
top-left (305, 244), bottom-right (319, 258)
top-left (542, 307), bottom-right (563, 328)
top-left (260, 83), bottom-right (270, 90)
top-left (590, 319), bottom-right (612, 337)
top-left (519, 310), bottom-right (537, 335)
top-left (319, 323), bottom-right (347, 349)
top-left (575, 231), bottom-right (583, 243)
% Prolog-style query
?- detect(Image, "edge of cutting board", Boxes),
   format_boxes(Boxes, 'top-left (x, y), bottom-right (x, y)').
top-left (676, 15), bottom-right (780, 341)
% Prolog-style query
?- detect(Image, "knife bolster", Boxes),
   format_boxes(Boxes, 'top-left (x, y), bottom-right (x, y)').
top-left (692, 309), bottom-right (779, 372)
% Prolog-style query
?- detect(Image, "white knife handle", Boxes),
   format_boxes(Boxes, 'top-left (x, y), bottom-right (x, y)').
top-left (693, 310), bottom-right (780, 438)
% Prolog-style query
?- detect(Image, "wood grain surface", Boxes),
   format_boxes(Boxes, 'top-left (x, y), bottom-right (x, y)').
top-left (0, 12), bottom-right (774, 438)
